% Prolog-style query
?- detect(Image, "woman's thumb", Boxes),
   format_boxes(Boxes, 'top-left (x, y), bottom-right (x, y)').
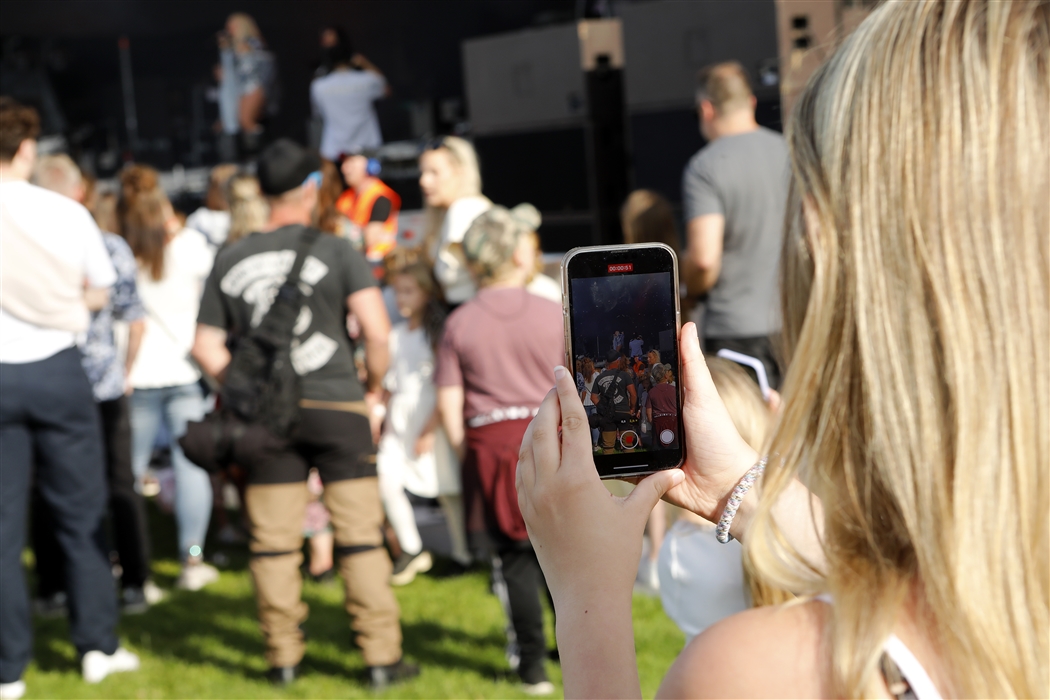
top-left (626, 469), bottom-right (685, 517)
top-left (679, 321), bottom-right (718, 410)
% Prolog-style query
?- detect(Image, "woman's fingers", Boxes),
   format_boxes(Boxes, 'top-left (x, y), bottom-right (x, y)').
top-left (678, 322), bottom-right (717, 413)
top-left (528, 386), bottom-right (563, 480)
top-left (552, 365), bottom-right (590, 459)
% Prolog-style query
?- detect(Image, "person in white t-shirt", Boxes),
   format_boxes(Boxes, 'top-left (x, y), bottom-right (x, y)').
top-left (311, 43), bottom-right (388, 162)
top-left (0, 99), bottom-right (140, 698)
top-left (377, 251), bottom-right (470, 586)
top-left (419, 136), bottom-right (492, 306)
top-left (118, 165), bottom-right (217, 592)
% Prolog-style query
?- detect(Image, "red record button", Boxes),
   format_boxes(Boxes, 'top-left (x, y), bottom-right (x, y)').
top-left (607, 263), bottom-right (633, 273)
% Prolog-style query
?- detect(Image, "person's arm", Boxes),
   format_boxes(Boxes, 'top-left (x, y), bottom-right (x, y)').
top-left (627, 382), bottom-right (637, 413)
top-left (82, 219), bottom-right (116, 311)
top-left (84, 287), bottom-right (110, 311)
top-left (684, 213), bottom-right (725, 296)
top-left (348, 286), bottom-right (390, 395)
top-left (517, 369), bottom-right (683, 698)
top-left (191, 324), bottom-right (231, 381)
top-left (414, 407), bottom-right (441, 457)
top-left (351, 53), bottom-right (391, 97)
top-left (515, 326), bottom-right (829, 697)
top-left (124, 319), bottom-right (145, 392)
top-left (437, 385), bottom-right (466, 462)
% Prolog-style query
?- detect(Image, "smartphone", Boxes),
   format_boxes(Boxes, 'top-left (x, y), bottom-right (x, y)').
top-left (561, 243), bottom-right (685, 479)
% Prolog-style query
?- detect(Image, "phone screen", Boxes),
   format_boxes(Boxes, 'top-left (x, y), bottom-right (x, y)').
top-left (563, 244), bottom-right (684, 478)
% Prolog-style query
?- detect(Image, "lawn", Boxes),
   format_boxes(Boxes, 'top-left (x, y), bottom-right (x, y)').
top-left (18, 502), bottom-right (685, 699)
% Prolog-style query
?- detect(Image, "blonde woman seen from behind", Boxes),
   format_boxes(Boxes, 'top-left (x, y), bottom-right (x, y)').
top-left (225, 173), bottom-right (268, 247)
top-left (515, 1), bottom-right (1048, 698)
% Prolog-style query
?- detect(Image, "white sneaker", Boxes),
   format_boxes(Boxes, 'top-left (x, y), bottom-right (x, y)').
top-left (0, 680), bottom-right (25, 699)
top-left (390, 550), bottom-right (433, 586)
top-left (143, 580), bottom-right (168, 605)
top-left (522, 680), bottom-right (555, 696)
top-left (176, 562), bottom-right (220, 591)
top-left (82, 647), bottom-right (140, 684)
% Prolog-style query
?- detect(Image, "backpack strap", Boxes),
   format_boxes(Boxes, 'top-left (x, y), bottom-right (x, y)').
top-left (263, 225), bottom-right (321, 312)
top-left (283, 225), bottom-right (322, 289)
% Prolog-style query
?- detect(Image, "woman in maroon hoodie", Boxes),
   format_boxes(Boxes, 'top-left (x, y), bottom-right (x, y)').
top-left (435, 203), bottom-right (562, 696)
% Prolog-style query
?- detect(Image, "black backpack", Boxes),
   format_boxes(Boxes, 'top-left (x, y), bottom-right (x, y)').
top-left (221, 226), bottom-right (320, 437)
top-left (179, 226), bottom-right (320, 473)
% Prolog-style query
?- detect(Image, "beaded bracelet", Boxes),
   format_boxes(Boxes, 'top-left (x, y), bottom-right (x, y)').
top-left (715, 457), bottom-right (767, 544)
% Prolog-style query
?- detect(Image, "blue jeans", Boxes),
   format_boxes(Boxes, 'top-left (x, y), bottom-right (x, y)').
top-left (130, 383), bottom-right (211, 561)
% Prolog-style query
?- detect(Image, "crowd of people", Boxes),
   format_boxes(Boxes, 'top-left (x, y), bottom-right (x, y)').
top-left (2, 2), bottom-right (1046, 700)
top-left (573, 343), bottom-right (677, 455)
top-left (0, 15), bottom-right (818, 697)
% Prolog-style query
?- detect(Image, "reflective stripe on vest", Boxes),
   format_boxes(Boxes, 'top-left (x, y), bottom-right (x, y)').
top-left (335, 179), bottom-right (401, 263)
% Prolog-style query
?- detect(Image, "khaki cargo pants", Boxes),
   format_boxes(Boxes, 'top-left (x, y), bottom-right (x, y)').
top-left (244, 476), bottom-right (401, 668)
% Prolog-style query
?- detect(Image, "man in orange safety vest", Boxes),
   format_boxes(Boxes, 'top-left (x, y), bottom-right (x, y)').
top-left (336, 148), bottom-right (401, 277)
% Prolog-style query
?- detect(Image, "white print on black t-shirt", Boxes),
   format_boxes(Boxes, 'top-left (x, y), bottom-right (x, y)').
top-left (291, 332), bottom-right (339, 375)
top-left (219, 250), bottom-right (338, 375)
top-left (597, 373), bottom-right (627, 405)
top-left (293, 306), bottom-right (312, 335)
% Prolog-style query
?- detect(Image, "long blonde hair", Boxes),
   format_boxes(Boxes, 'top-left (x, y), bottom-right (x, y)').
top-left (704, 357), bottom-right (792, 608)
top-left (227, 13), bottom-right (264, 52)
top-left (748, 1), bottom-right (1048, 697)
top-left (226, 173), bottom-right (269, 246)
top-left (421, 136), bottom-right (486, 258)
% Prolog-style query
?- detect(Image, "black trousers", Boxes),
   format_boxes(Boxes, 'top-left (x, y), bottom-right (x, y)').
top-left (0, 348), bottom-right (119, 683)
top-left (703, 334), bottom-right (783, 391)
top-left (33, 395), bottom-right (151, 595)
top-left (495, 542), bottom-right (551, 683)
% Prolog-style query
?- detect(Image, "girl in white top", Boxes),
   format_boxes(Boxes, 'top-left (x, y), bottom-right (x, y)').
top-left (377, 251), bottom-right (470, 584)
top-left (419, 136), bottom-right (491, 305)
top-left (120, 166), bottom-right (218, 592)
top-left (514, 2), bottom-right (1047, 698)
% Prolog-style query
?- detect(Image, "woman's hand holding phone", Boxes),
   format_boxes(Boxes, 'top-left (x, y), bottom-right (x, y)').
top-left (657, 322), bottom-right (761, 529)
top-left (518, 322), bottom-right (761, 597)
top-left (516, 365), bottom-right (683, 698)
top-left (516, 321), bottom-right (763, 697)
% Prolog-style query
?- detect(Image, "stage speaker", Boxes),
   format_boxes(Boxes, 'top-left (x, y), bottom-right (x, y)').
top-left (462, 19), bottom-right (630, 249)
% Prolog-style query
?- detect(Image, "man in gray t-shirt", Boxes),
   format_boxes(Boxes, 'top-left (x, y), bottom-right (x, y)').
top-left (682, 61), bottom-right (789, 388)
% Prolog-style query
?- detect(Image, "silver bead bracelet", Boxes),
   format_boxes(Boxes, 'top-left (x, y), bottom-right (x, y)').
top-left (715, 456), bottom-right (767, 544)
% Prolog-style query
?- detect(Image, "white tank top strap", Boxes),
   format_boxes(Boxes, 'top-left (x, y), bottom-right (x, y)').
top-left (881, 634), bottom-right (943, 700)
top-left (813, 594), bottom-right (942, 700)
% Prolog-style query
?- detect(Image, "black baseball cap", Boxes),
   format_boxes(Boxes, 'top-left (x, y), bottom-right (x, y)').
top-left (606, 348), bottom-right (621, 363)
top-left (257, 138), bottom-right (321, 196)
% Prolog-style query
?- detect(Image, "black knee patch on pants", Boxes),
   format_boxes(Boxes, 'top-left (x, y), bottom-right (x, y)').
top-left (334, 543), bottom-right (379, 558)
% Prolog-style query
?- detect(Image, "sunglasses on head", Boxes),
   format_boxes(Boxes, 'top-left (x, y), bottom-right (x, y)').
top-left (302, 170), bottom-right (323, 189)
top-left (423, 137), bottom-right (448, 151)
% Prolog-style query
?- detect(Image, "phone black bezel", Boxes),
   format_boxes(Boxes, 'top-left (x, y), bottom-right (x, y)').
top-left (563, 244), bottom-right (685, 479)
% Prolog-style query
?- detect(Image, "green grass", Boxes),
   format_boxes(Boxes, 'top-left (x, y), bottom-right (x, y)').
top-left (18, 504), bottom-right (685, 699)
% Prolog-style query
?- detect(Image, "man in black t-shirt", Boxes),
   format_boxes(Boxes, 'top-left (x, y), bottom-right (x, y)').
top-left (192, 139), bottom-right (417, 689)
top-left (590, 350), bottom-right (637, 453)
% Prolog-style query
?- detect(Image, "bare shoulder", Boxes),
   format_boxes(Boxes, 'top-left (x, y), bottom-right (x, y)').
top-left (657, 600), bottom-right (832, 699)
